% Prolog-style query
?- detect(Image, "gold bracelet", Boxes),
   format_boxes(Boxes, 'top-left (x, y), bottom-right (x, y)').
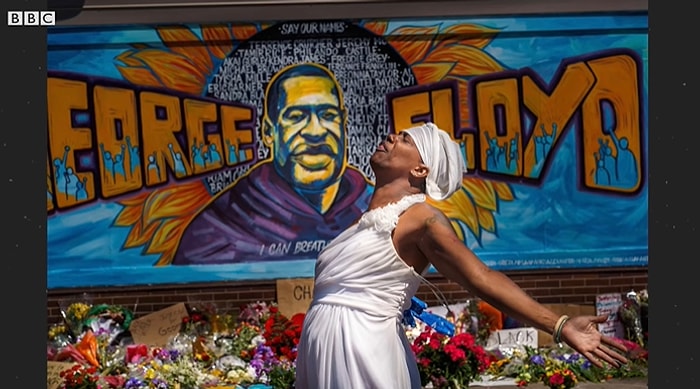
top-left (553, 315), bottom-right (570, 344)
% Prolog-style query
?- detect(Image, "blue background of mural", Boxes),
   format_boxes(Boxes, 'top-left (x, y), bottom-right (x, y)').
top-left (47, 13), bottom-right (648, 288)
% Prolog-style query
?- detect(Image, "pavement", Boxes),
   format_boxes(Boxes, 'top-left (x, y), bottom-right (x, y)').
top-left (471, 378), bottom-right (648, 388)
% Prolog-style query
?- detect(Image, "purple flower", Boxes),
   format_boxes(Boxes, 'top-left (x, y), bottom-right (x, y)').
top-left (151, 378), bottom-right (168, 389)
top-left (125, 377), bottom-right (143, 389)
top-left (530, 355), bottom-right (545, 365)
top-left (155, 348), bottom-right (172, 361)
top-left (250, 357), bottom-right (266, 373)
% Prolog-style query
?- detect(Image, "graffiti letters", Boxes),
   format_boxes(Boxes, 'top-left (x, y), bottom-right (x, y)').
top-left (387, 50), bottom-right (644, 194)
top-left (47, 73), bottom-right (257, 211)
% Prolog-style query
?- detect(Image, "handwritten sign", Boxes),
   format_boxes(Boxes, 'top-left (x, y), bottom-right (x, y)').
top-left (129, 303), bottom-right (189, 347)
top-left (47, 361), bottom-right (76, 389)
top-left (276, 278), bottom-right (314, 318)
top-left (596, 293), bottom-right (624, 339)
top-left (485, 327), bottom-right (538, 351)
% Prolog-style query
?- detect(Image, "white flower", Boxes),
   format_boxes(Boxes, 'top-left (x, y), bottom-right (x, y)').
top-left (246, 365), bottom-right (257, 378)
top-left (251, 335), bottom-right (266, 347)
top-left (217, 355), bottom-right (247, 370)
top-left (226, 367), bottom-right (255, 384)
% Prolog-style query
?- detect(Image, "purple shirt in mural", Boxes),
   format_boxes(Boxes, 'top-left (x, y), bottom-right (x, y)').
top-left (172, 163), bottom-right (373, 265)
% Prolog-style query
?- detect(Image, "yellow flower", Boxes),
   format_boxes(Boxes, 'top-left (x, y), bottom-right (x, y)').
top-left (48, 324), bottom-right (67, 339)
top-left (68, 302), bottom-right (91, 320)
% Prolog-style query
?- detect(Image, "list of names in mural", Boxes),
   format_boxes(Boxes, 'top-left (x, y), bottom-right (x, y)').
top-left (207, 22), bottom-right (415, 180)
top-left (328, 37), bottom-right (415, 178)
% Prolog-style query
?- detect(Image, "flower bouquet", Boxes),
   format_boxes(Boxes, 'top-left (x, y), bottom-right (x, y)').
top-left (618, 290), bottom-right (645, 347)
top-left (58, 293), bottom-right (94, 339)
top-left (490, 342), bottom-right (648, 387)
top-left (261, 306), bottom-right (304, 361)
top-left (509, 347), bottom-right (579, 388)
top-left (59, 364), bottom-right (101, 389)
top-left (217, 321), bottom-right (265, 361)
top-left (411, 326), bottom-right (491, 388)
top-left (84, 304), bottom-right (134, 346)
top-left (451, 299), bottom-right (482, 339)
top-left (238, 301), bottom-right (274, 328)
top-left (638, 289), bottom-right (648, 343)
top-left (542, 367), bottom-right (578, 389)
top-left (187, 298), bottom-right (237, 337)
top-left (48, 322), bottom-right (73, 351)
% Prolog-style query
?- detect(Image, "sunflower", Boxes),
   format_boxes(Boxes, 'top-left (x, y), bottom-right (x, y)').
top-left (113, 21), bottom-right (515, 265)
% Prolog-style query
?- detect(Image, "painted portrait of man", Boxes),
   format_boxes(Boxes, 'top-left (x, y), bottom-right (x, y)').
top-left (172, 63), bottom-right (373, 265)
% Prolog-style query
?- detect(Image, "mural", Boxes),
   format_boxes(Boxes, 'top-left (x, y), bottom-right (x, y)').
top-left (47, 13), bottom-right (649, 288)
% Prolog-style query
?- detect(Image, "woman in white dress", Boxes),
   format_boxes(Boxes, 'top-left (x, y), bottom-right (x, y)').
top-left (295, 122), bottom-right (628, 389)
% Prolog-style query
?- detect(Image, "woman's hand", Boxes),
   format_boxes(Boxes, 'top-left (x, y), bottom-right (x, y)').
top-left (560, 314), bottom-right (629, 368)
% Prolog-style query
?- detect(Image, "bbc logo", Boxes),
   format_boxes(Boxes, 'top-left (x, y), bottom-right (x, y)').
top-left (7, 11), bottom-right (56, 26)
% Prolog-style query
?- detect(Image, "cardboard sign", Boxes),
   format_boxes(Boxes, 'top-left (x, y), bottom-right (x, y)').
top-left (485, 327), bottom-right (538, 351)
top-left (129, 303), bottom-right (189, 347)
top-left (596, 293), bottom-right (625, 339)
top-left (276, 278), bottom-right (314, 318)
top-left (47, 361), bottom-right (76, 389)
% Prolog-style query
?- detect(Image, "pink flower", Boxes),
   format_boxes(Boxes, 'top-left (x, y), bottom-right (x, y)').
top-left (103, 375), bottom-right (126, 388)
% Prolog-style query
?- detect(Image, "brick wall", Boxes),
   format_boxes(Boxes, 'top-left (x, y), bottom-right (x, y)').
top-left (46, 267), bottom-right (647, 326)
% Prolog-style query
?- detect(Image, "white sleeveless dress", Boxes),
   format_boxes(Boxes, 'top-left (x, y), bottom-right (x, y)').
top-left (295, 194), bottom-right (427, 389)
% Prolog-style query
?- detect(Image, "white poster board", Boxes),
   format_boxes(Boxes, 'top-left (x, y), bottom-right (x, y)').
top-left (596, 293), bottom-right (625, 339)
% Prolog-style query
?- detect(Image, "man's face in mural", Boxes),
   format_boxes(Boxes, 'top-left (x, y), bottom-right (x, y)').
top-left (265, 75), bottom-right (346, 191)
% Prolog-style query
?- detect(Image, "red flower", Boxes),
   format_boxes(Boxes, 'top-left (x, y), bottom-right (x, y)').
top-left (262, 309), bottom-right (305, 361)
top-left (443, 344), bottom-right (466, 362)
top-left (290, 313), bottom-right (306, 327)
top-left (418, 357), bottom-right (431, 367)
top-left (411, 326), bottom-right (489, 388)
top-left (410, 343), bottom-right (424, 355)
top-left (451, 333), bottom-right (475, 348)
top-left (549, 373), bottom-right (565, 386)
top-left (428, 335), bottom-right (443, 350)
top-left (126, 344), bottom-right (149, 364)
top-left (59, 364), bottom-right (101, 389)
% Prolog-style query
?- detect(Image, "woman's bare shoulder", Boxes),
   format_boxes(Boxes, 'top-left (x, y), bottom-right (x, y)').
top-left (403, 201), bottom-right (452, 230)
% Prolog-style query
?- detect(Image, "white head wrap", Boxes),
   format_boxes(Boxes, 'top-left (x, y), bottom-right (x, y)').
top-left (405, 122), bottom-right (467, 200)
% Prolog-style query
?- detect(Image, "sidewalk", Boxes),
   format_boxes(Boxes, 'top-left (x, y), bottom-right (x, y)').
top-left (471, 378), bottom-right (647, 388)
